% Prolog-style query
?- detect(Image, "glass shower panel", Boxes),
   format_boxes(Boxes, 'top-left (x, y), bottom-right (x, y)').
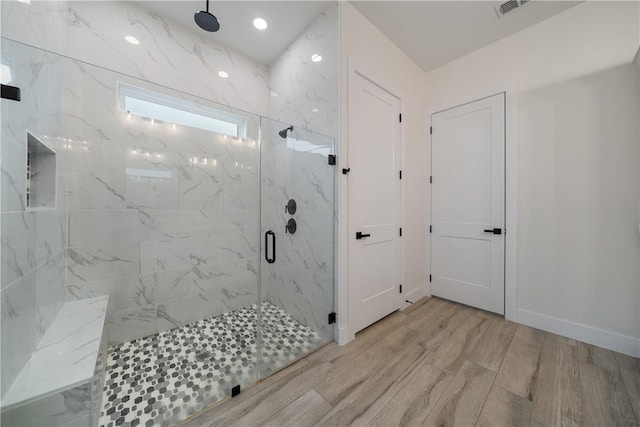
top-left (259, 117), bottom-right (335, 378)
top-left (1, 38), bottom-right (261, 426)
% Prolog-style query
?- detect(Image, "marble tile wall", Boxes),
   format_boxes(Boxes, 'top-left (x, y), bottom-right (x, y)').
top-left (1, 383), bottom-right (92, 427)
top-left (1, 0), bottom-right (270, 117)
top-left (1, 39), bottom-right (68, 397)
top-left (1, 0), bottom-right (270, 356)
top-left (263, 3), bottom-right (338, 342)
top-left (57, 55), bottom-right (262, 344)
top-left (259, 119), bottom-right (335, 343)
top-left (1, 1), bottom-right (339, 397)
top-left (2, 36), bottom-right (263, 355)
top-left (268, 2), bottom-right (340, 139)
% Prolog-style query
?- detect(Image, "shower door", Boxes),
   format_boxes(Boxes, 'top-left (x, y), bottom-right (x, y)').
top-left (259, 117), bottom-right (335, 378)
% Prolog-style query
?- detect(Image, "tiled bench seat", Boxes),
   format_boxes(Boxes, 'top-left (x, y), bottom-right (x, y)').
top-left (1, 296), bottom-right (109, 427)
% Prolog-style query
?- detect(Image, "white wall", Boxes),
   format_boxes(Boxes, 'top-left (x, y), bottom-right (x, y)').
top-left (338, 3), bottom-right (428, 343)
top-left (424, 1), bottom-right (640, 356)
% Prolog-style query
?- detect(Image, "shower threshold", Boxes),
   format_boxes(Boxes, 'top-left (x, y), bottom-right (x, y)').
top-left (99, 302), bottom-right (323, 427)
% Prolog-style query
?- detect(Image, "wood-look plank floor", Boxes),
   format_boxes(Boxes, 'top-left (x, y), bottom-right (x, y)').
top-left (181, 297), bottom-right (640, 427)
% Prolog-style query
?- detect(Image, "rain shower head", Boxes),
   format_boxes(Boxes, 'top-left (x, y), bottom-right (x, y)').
top-left (279, 126), bottom-right (293, 139)
top-left (195, 0), bottom-right (220, 32)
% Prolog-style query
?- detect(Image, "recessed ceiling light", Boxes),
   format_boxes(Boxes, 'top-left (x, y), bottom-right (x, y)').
top-left (269, 90), bottom-right (279, 97)
top-left (125, 35), bottom-right (140, 45)
top-left (311, 54), bottom-right (322, 63)
top-left (253, 18), bottom-right (268, 30)
top-left (311, 108), bottom-right (319, 113)
top-left (218, 71), bottom-right (229, 79)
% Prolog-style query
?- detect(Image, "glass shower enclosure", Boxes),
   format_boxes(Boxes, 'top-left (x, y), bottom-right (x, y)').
top-left (0, 38), bottom-right (335, 427)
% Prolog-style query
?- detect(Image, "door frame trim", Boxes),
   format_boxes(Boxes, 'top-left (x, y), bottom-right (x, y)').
top-left (427, 90), bottom-right (517, 322)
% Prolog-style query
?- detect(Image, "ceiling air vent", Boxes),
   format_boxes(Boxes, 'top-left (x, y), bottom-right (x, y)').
top-left (495, 0), bottom-right (530, 18)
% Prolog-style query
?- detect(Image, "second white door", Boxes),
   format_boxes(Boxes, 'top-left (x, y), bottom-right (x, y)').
top-left (431, 93), bottom-right (505, 315)
top-left (348, 70), bottom-right (402, 334)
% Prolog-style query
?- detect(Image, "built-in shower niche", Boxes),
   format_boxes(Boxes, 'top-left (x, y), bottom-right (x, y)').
top-left (26, 131), bottom-right (56, 209)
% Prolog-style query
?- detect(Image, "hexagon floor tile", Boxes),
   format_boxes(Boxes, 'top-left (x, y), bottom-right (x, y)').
top-left (99, 303), bottom-right (324, 427)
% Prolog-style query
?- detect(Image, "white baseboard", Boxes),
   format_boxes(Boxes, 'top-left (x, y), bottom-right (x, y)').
top-left (517, 309), bottom-right (640, 358)
top-left (402, 284), bottom-right (430, 310)
top-left (336, 326), bottom-right (355, 346)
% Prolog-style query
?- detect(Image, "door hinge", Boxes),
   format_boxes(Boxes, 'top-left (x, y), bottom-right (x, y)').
top-left (399, 284), bottom-right (403, 293)
top-left (399, 170), bottom-right (402, 180)
top-left (231, 385), bottom-right (241, 397)
top-left (328, 154), bottom-right (336, 165)
top-left (429, 225), bottom-right (432, 233)
top-left (399, 227), bottom-right (403, 236)
top-left (328, 312), bottom-right (336, 324)
top-left (429, 274), bottom-right (432, 282)
top-left (430, 126), bottom-right (433, 135)
top-left (430, 176), bottom-right (432, 184)
top-left (399, 113), bottom-right (402, 123)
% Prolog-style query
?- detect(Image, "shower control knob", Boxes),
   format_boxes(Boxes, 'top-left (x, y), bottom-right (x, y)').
top-left (285, 199), bottom-right (297, 215)
top-left (285, 218), bottom-right (297, 234)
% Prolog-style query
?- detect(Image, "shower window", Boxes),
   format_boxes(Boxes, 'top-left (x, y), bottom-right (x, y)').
top-left (117, 82), bottom-right (247, 138)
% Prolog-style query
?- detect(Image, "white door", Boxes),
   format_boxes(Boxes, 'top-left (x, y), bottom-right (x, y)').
top-left (348, 70), bottom-right (402, 334)
top-left (431, 93), bottom-right (505, 315)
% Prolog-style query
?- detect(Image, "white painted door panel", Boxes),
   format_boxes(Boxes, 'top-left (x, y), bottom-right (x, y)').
top-left (348, 71), bottom-right (402, 334)
top-left (431, 93), bottom-right (505, 315)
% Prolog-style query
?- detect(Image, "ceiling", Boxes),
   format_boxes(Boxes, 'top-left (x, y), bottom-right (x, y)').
top-left (350, 1), bottom-right (581, 73)
top-left (138, 1), bottom-right (580, 72)
top-left (137, 1), bottom-right (332, 66)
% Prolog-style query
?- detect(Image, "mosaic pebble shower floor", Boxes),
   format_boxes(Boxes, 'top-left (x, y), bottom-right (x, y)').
top-left (99, 303), bottom-right (323, 427)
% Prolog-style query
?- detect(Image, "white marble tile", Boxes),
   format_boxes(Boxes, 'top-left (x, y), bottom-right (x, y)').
top-left (192, 258), bottom-right (258, 296)
top-left (293, 144), bottom-right (335, 214)
top-left (65, 140), bottom-right (128, 211)
top-left (1, 384), bottom-right (90, 427)
top-left (0, 1), bottom-right (38, 50)
top-left (267, 293), bottom-right (333, 343)
top-left (0, 40), bottom-right (67, 141)
top-left (0, 209), bottom-right (65, 289)
top-left (274, 235), bottom-right (333, 277)
top-left (268, 2), bottom-right (339, 139)
top-left (139, 238), bottom-right (218, 274)
top-left (2, 296), bottom-right (108, 409)
top-left (34, 209), bottom-right (67, 266)
top-left (2, 0), bottom-right (338, 350)
top-left (1, 212), bottom-right (35, 289)
top-left (0, 136), bottom-right (27, 213)
top-left (65, 268), bottom-right (191, 315)
top-left (66, 244), bottom-right (140, 284)
top-left (69, 209), bottom-right (139, 246)
top-left (136, 209), bottom-right (196, 242)
top-left (264, 264), bottom-right (333, 312)
top-left (177, 156), bottom-right (225, 211)
top-left (221, 158), bottom-right (259, 213)
top-left (2, 0), bottom-right (271, 117)
top-left (35, 251), bottom-right (66, 343)
top-left (156, 282), bottom-right (257, 333)
top-left (1, 271), bottom-right (37, 397)
top-left (108, 305), bottom-right (157, 345)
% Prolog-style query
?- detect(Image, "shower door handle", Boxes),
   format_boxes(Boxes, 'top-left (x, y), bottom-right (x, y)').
top-left (265, 230), bottom-right (276, 264)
